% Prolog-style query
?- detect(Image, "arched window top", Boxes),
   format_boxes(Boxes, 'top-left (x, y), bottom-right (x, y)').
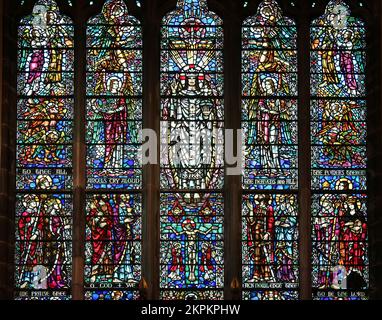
top-left (311, 0), bottom-right (366, 100)
top-left (19, 0), bottom-right (73, 58)
top-left (86, 0), bottom-right (142, 53)
top-left (313, 0), bottom-right (365, 27)
top-left (18, 0), bottom-right (74, 99)
top-left (162, 0), bottom-right (222, 26)
top-left (243, 0), bottom-right (295, 26)
top-left (88, 0), bottom-right (140, 26)
top-left (20, 0), bottom-right (73, 25)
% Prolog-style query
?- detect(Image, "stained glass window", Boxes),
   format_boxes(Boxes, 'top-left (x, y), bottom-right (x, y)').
top-left (11, 0), bottom-right (374, 302)
top-left (160, 0), bottom-right (224, 300)
top-left (85, 0), bottom-right (142, 300)
top-left (310, 0), bottom-right (368, 300)
top-left (15, 0), bottom-right (74, 300)
top-left (241, 0), bottom-right (299, 300)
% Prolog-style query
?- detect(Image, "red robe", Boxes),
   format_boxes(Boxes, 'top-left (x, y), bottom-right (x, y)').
top-left (200, 246), bottom-right (214, 273)
top-left (88, 202), bottom-right (127, 267)
top-left (102, 99), bottom-right (128, 165)
top-left (18, 203), bottom-right (66, 288)
top-left (170, 246), bottom-right (184, 273)
top-left (247, 204), bottom-right (275, 280)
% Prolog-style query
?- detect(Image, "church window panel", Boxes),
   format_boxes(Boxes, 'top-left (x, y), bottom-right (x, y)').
top-left (160, 0), bottom-right (224, 300)
top-left (241, 0), bottom-right (299, 300)
top-left (160, 193), bottom-right (224, 293)
top-left (310, 0), bottom-right (369, 300)
top-left (242, 194), bottom-right (299, 300)
top-left (85, 0), bottom-right (143, 300)
top-left (84, 194), bottom-right (142, 300)
top-left (9, 0), bottom-right (375, 301)
top-left (15, 0), bottom-right (74, 300)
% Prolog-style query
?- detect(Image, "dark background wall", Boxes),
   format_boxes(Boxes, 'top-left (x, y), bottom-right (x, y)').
top-left (369, 0), bottom-right (382, 300)
top-left (0, 0), bottom-right (15, 300)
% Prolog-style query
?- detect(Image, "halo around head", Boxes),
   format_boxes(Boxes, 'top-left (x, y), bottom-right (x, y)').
top-left (257, 0), bottom-right (283, 23)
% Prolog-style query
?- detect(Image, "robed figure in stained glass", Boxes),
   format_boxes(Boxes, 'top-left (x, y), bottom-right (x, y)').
top-left (274, 195), bottom-right (297, 282)
top-left (84, 0), bottom-right (142, 299)
top-left (335, 180), bottom-right (368, 289)
top-left (168, 242), bottom-right (184, 281)
top-left (242, 194), bottom-right (298, 293)
top-left (19, 0), bottom-right (73, 96)
top-left (247, 2), bottom-right (291, 95)
top-left (247, 80), bottom-right (293, 176)
top-left (87, 195), bottom-right (138, 285)
top-left (160, 0), bottom-right (224, 295)
top-left (313, 179), bottom-right (368, 290)
top-left (245, 195), bottom-right (275, 282)
top-left (161, 1), bottom-right (223, 190)
top-left (17, 180), bottom-right (71, 290)
top-left (311, 1), bottom-right (368, 299)
top-left (88, 0), bottom-right (139, 170)
top-left (15, 0), bottom-right (74, 299)
top-left (200, 242), bottom-right (215, 280)
top-left (244, 0), bottom-right (296, 177)
top-left (338, 28), bottom-right (358, 92)
top-left (311, 0), bottom-right (365, 97)
top-left (23, 25), bottom-right (49, 96)
top-left (311, 1), bottom-right (367, 188)
top-left (162, 73), bottom-right (222, 189)
top-left (338, 198), bottom-right (367, 289)
top-left (241, 0), bottom-right (298, 300)
top-left (313, 193), bottom-right (341, 288)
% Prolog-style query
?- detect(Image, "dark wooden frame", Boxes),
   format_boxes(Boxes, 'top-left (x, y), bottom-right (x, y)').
top-left (0, 0), bottom-right (381, 300)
